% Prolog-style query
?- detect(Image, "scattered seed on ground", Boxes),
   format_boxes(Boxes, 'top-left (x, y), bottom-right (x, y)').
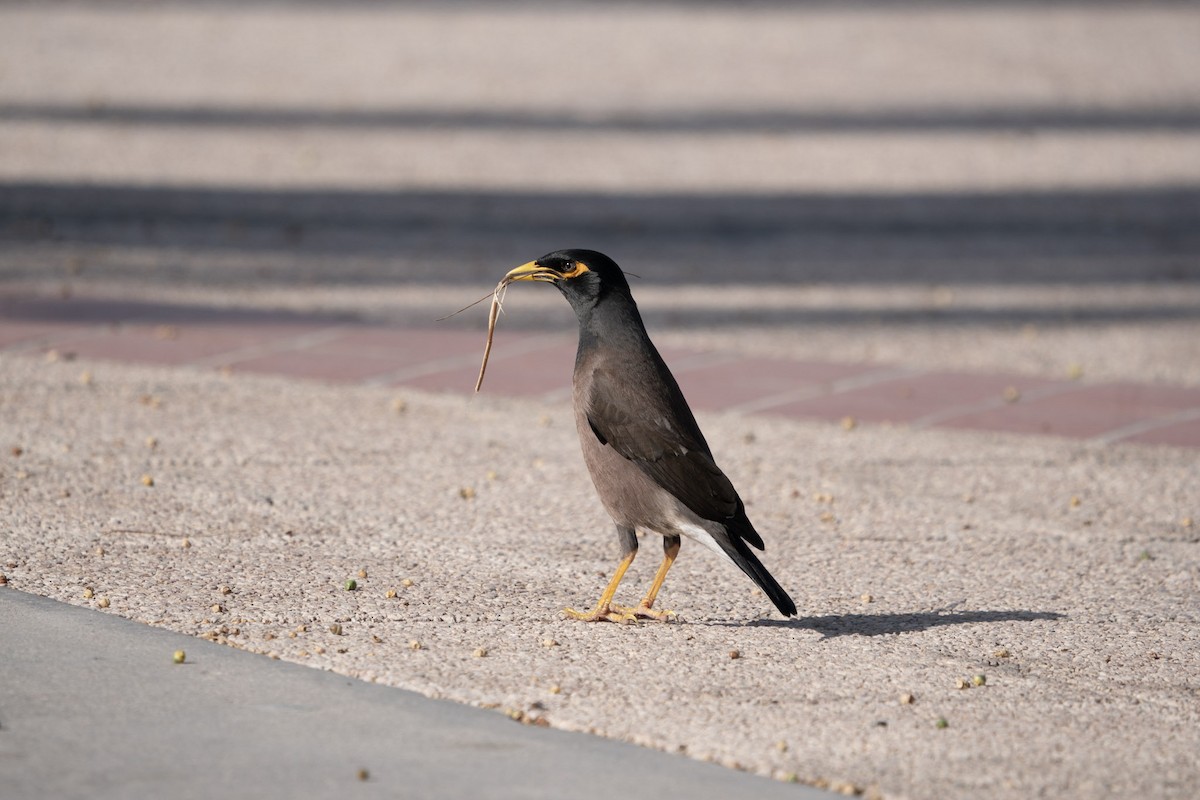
top-left (900, 693), bottom-right (915, 705)
top-left (936, 717), bottom-right (949, 729)
top-left (140, 474), bottom-right (154, 487)
top-left (344, 579), bottom-right (357, 591)
top-left (401, 578), bottom-right (414, 588)
top-left (972, 674), bottom-right (987, 686)
top-left (173, 650), bottom-right (186, 664)
top-left (329, 623), bottom-right (343, 635)
top-left (473, 647), bottom-right (488, 658)
top-left (97, 597), bottom-right (110, 608)
top-left (729, 649), bottom-right (741, 659)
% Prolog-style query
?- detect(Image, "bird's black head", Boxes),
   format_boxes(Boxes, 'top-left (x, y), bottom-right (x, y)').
top-left (503, 249), bottom-right (631, 313)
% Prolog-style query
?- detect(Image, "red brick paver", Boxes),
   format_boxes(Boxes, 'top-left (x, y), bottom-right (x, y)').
top-left (3, 297), bottom-right (1198, 450)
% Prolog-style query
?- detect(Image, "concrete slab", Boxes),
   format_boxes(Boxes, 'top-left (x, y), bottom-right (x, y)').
top-left (0, 588), bottom-right (828, 800)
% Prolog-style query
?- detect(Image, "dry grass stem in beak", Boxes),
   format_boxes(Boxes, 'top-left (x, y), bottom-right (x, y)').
top-left (474, 278), bottom-right (510, 392)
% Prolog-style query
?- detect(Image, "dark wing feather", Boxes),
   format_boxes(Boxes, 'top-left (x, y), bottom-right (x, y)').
top-left (583, 364), bottom-right (742, 525)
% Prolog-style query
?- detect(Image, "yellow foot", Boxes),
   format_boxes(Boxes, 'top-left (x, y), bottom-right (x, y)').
top-left (563, 605), bottom-right (638, 624)
top-left (611, 603), bottom-right (679, 622)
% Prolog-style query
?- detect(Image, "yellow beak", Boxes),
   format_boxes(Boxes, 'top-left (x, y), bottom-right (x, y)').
top-left (504, 261), bottom-right (559, 283)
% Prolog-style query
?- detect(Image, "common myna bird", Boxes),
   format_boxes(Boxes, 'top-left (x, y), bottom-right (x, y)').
top-left (503, 249), bottom-right (796, 622)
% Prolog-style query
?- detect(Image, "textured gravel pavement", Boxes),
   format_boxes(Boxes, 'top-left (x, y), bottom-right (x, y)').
top-left (3, 354), bottom-right (1198, 798)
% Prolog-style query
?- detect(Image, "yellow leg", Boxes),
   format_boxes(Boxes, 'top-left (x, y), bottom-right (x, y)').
top-left (564, 551), bottom-right (638, 624)
top-left (615, 538), bottom-right (680, 621)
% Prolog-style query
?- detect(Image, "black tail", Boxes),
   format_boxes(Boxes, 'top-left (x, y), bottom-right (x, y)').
top-left (719, 536), bottom-right (797, 617)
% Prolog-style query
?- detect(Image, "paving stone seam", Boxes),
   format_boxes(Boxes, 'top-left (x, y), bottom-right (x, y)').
top-left (1090, 405), bottom-right (1200, 445)
top-left (726, 365), bottom-right (925, 415)
top-left (909, 380), bottom-right (1089, 430)
top-left (186, 325), bottom-right (349, 370)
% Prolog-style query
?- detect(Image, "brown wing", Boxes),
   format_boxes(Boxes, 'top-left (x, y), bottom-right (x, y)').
top-left (582, 364), bottom-right (742, 525)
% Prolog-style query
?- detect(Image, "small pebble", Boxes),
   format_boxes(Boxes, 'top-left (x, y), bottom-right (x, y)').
top-left (314, 646), bottom-right (326, 655)
top-left (344, 579), bottom-right (358, 591)
top-left (459, 486), bottom-right (476, 500)
top-left (860, 593), bottom-right (873, 604)
top-left (409, 640), bottom-right (422, 650)
top-left (210, 604), bottom-right (222, 613)
top-left (220, 585), bottom-right (232, 595)
top-left (357, 568), bottom-right (367, 579)
top-left (900, 692), bottom-right (915, 705)
top-left (473, 647), bottom-right (488, 658)
top-left (0, 574), bottom-right (8, 586)
top-left (541, 638), bottom-right (559, 648)
top-left (1002, 386), bottom-right (1021, 403)
top-left (1070, 495), bottom-right (1082, 508)
top-left (140, 474), bottom-right (154, 487)
top-left (956, 678), bottom-right (970, 690)
top-left (392, 397), bottom-right (407, 414)
top-left (357, 768), bottom-right (369, 782)
top-left (83, 587), bottom-right (94, 599)
top-left (385, 589), bottom-right (398, 599)
top-left (94, 545), bottom-right (105, 556)
top-left (10, 446), bottom-right (23, 457)
top-left (840, 416), bottom-right (857, 431)
top-left (775, 740), bottom-right (788, 753)
top-left (145, 436), bottom-right (158, 449)
top-left (549, 685), bottom-right (562, 694)
top-left (371, 634), bottom-right (383, 644)
top-left (181, 538), bottom-right (191, 549)
top-left (729, 649), bottom-right (741, 660)
top-left (79, 370), bottom-right (93, 386)
top-left (971, 674), bottom-right (987, 687)
top-left (819, 511), bottom-right (835, 523)
top-left (1182, 517), bottom-right (1194, 528)
top-left (401, 578), bottom-right (414, 588)
top-left (993, 648), bottom-right (1011, 658)
top-left (97, 597), bottom-right (110, 608)
top-left (173, 650), bottom-right (186, 664)
top-left (329, 623), bottom-right (343, 636)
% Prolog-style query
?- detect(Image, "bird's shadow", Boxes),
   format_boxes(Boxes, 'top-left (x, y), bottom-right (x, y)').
top-left (708, 609), bottom-right (1064, 638)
